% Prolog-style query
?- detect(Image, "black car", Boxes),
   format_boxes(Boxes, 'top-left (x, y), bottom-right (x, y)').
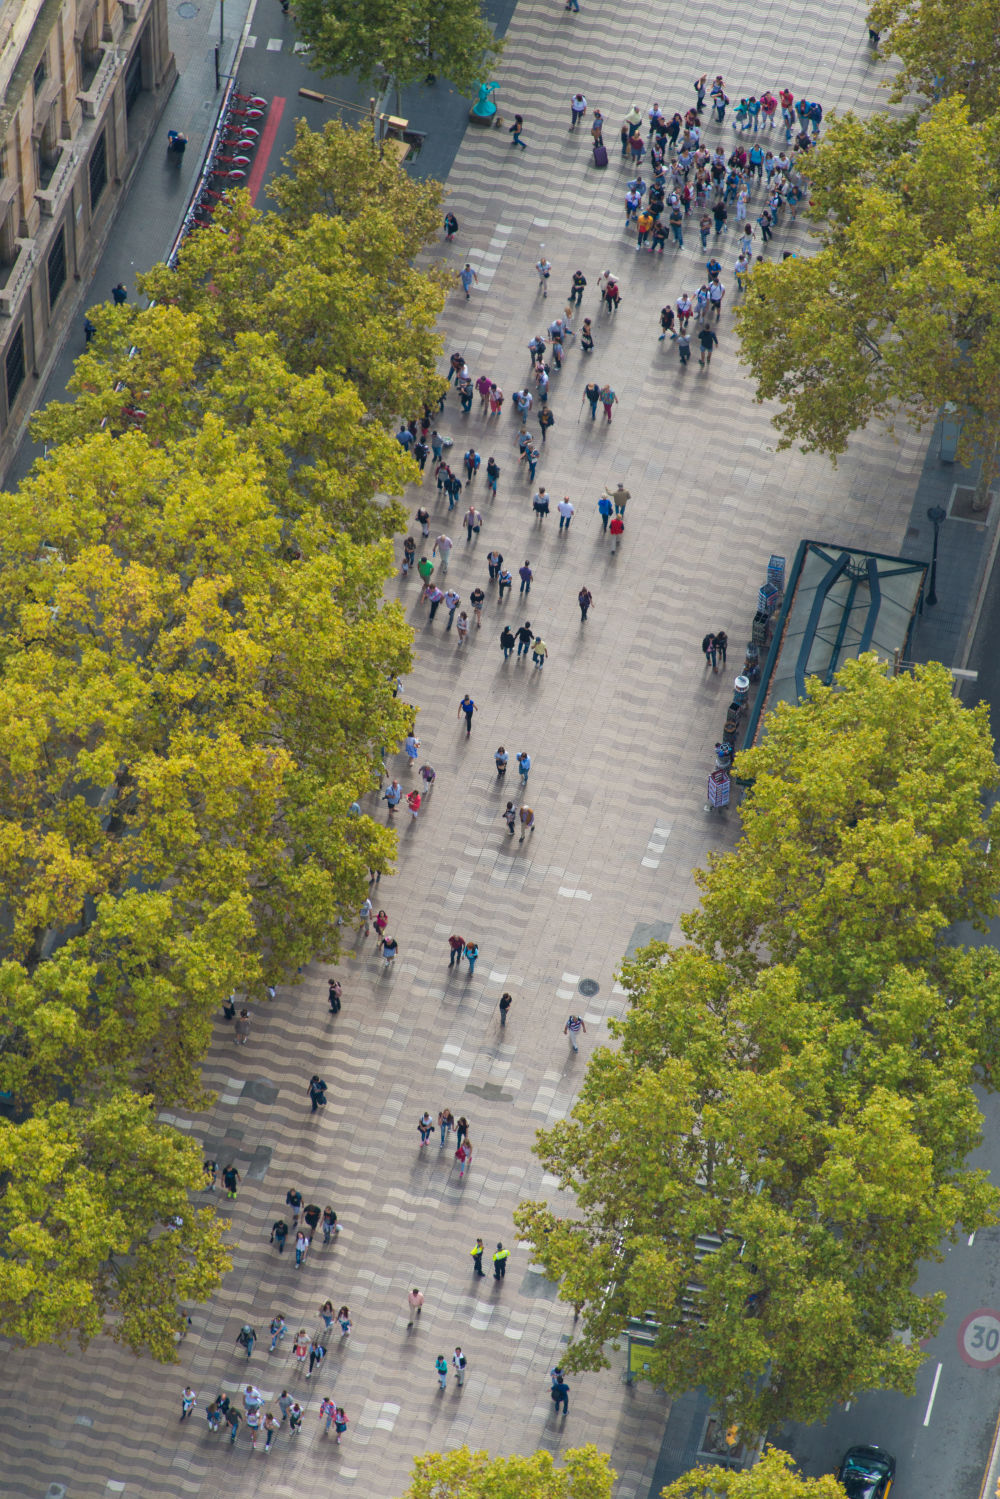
top-left (836, 1445), bottom-right (896, 1499)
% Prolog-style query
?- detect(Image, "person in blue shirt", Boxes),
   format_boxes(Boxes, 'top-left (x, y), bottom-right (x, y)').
top-left (598, 494), bottom-right (613, 532)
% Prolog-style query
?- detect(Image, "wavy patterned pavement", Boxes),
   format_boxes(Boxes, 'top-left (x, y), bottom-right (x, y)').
top-left (0, 4), bottom-right (924, 1496)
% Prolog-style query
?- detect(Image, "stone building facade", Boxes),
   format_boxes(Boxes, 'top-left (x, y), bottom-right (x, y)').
top-left (0, 0), bottom-right (174, 474)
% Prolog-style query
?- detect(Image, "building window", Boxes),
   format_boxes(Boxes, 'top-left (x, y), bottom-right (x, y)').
top-left (33, 55), bottom-right (48, 95)
top-left (124, 47), bottom-right (142, 113)
top-left (88, 131), bottom-right (107, 210)
top-left (47, 228), bottom-right (66, 311)
top-left (5, 324), bottom-right (26, 412)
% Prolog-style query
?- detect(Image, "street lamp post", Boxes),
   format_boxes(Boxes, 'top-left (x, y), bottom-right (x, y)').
top-left (926, 504), bottom-right (947, 607)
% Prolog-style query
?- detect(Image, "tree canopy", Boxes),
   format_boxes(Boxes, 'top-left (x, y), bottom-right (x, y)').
top-left (515, 658), bottom-right (1000, 1435)
top-left (0, 122), bottom-right (441, 1357)
top-left (660, 1446), bottom-right (850, 1499)
top-left (398, 1446), bottom-right (615, 1499)
top-left (736, 97), bottom-right (1000, 476)
top-left (867, 0), bottom-right (1000, 122)
top-left (294, 0), bottom-right (502, 97)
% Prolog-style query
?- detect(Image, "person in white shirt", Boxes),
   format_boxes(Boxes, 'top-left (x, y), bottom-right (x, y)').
top-left (557, 497), bottom-right (575, 531)
top-left (570, 93), bottom-right (587, 129)
top-left (536, 255), bottom-right (552, 296)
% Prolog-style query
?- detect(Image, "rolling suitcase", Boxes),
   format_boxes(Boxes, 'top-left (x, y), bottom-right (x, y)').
top-left (593, 143), bottom-right (609, 168)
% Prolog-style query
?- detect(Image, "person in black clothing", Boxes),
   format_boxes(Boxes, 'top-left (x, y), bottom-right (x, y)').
top-left (222, 1164), bottom-right (240, 1199)
top-left (698, 326), bottom-right (719, 367)
top-left (285, 1187), bottom-right (303, 1225)
top-left (303, 1203), bottom-right (322, 1234)
top-left (569, 270), bottom-right (587, 305)
top-left (271, 1218), bottom-right (289, 1252)
top-left (308, 1075), bottom-right (328, 1113)
top-left (328, 978), bottom-right (342, 1013)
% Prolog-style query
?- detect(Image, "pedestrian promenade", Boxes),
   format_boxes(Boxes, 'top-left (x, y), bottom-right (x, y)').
top-left (0, 3), bottom-right (928, 1498)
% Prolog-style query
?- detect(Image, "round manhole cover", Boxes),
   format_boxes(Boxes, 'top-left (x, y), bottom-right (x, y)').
top-left (177, 2), bottom-right (198, 16)
top-left (578, 978), bottom-right (600, 997)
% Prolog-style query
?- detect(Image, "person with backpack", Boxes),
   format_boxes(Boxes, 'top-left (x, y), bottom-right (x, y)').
top-left (236, 1323), bottom-right (257, 1359)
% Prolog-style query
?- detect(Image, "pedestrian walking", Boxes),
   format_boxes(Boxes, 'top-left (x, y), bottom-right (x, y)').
top-left (289, 1403), bottom-right (304, 1436)
top-left (407, 788), bottom-right (421, 820)
top-left (270, 1313), bottom-right (287, 1350)
top-left (247, 1407), bottom-right (262, 1448)
top-left (470, 586), bottom-right (485, 626)
top-left (381, 934), bottom-right (398, 967)
top-left (578, 586), bottom-right (593, 620)
top-left (600, 384), bottom-right (617, 423)
top-left (458, 694), bottom-right (477, 735)
top-left (404, 732), bottom-right (420, 769)
top-left (206, 1397), bottom-right (225, 1432)
top-left (295, 1230), bottom-right (310, 1266)
top-left (293, 1329), bottom-right (310, 1368)
top-left (698, 326), bottom-right (719, 367)
top-left (551, 1376), bottom-right (570, 1414)
top-left (203, 1158), bottom-right (218, 1191)
top-left (319, 1301), bottom-right (335, 1330)
top-left (443, 211), bottom-right (459, 240)
top-left (439, 1108), bottom-right (455, 1144)
top-left (359, 895), bottom-right (374, 935)
top-left (558, 496), bottom-right (575, 530)
top-left (271, 1217), bottom-right (289, 1253)
top-left (471, 1237), bottom-right (486, 1275)
top-left (374, 907), bottom-right (388, 938)
top-left (180, 1387), bottom-right (197, 1421)
top-left (519, 560), bottom-right (533, 594)
top-left (237, 1323), bottom-right (257, 1358)
top-left (457, 1115), bottom-right (469, 1147)
top-left (597, 494), bottom-right (612, 531)
top-left (516, 750), bottom-right (531, 783)
top-left (417, 555), bottom-right (434, 593)
top-left (565, 1014), bottom-right (587, 1051)
top-left (516, 621), bottom-right (533, 658)
top-left (609, 482), bottom-right (630, 515)
top-left (715, 629), bottom-right (728, 666)
top-left (308, 1074), bottom-right (328, 1113)
top-left (533, 487), bottom-right (550, 521)
top-left (519, 806), bottom-right (535, 842)
top-left (464, 941), bottom-right (479, 975)
top-left (449, 933), bottom-right (466, 966)
top-left (499, 993), bottom-right (513, 1026)
top-left (383, 778), bottom-right (402, 814)
top-left (570, 92), bottom-right (587, 129)
top-left (580, 317), bottom-right (594, 353)
top-left (487, 547), bottom-right (504, 581)
top-left (569, 269), bottom-right (587, 304)
top-left (538, 405), bottom-right (554, 442)
top-left (453, 1348), bottom-right (467, 1386)
top-left (677, 329), bottom-right (691, 365)
top-left (436, 1354), bottom-right (449, 1390)
top-left (455, 1138), bottom-right (472, 1177)
top-left (444, 588), bottom-right (461, 628)
top-left (455, 612), bottom-right (470, 646)
top-left (433, 532), bottom-right (453, 574)
top-left (308, 1338), bottom-right (326, 1376)
top-left (334, 1407), bottom-right (348, 1443)
top-left (609, 514), bottom-right (624, 553)
top-left (498, 565), bottom-right (513, 600)
top-left (459, 264), bottom-right (478, 299)
top-left (493, 1242), bottom-right (509, 1279)
top-left (702, 632), bottom-right (718, 671)
top-left (408, 1288), bottom-right (424, 1324)
top-left (536, 252), bottom-right (551, 293)
top-left (319, 1396), bottom-right (337, 1434)
top-left (418, 1111), bottom-right (434, 1146)
top-left (222, 1164), bottom-right (241, 1199)
top-left (278, 1390), bottom-right (293, 1423)
top-left (263, 1411), bottom-right (280, 1450)
top-left (227, 1407), bottom-right (242, 1444)
top-left (111, 282), bottom-right (128, 305)
top-left (321, 1207), bottom-right (340, 1243)
top-left (464, 504), bottom-right (482, 538)
top-left (234, 1007), bottom-right (252, 1044)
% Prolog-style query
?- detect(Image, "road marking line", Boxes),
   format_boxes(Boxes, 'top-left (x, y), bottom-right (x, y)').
top-left (247, 95), bottom-right (286, 205)
top-left (923, 1361), bottom-right (943, 1426)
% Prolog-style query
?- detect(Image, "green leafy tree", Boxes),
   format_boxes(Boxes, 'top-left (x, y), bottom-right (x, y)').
top-left (660, 1445), bottom-right (850, 1499)
top-left (516, 656), bottom-right (1000, 1435)
top-left (294, 0), bottom-right (502, 97)
top-left (736, 98), bottom-right (1000, 493)
top-left (0, 1094), bottom-right (231, 1358)
top-left (867, 0), bottom-right (1000, 122)
top-left (398, 1445), bottom-right (615, 1499)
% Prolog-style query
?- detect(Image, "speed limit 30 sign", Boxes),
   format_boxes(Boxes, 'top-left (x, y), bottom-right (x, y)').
top-left (958, 1308), bottom-right (1000, 1368)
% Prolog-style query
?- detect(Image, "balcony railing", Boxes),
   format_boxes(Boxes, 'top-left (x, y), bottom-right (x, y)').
top-left (77, 45), bottom-right (119, 119)
top-left (36, 145), bottom-right (76, 217)
top-left (0, 238), bottom-right (35, 316)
